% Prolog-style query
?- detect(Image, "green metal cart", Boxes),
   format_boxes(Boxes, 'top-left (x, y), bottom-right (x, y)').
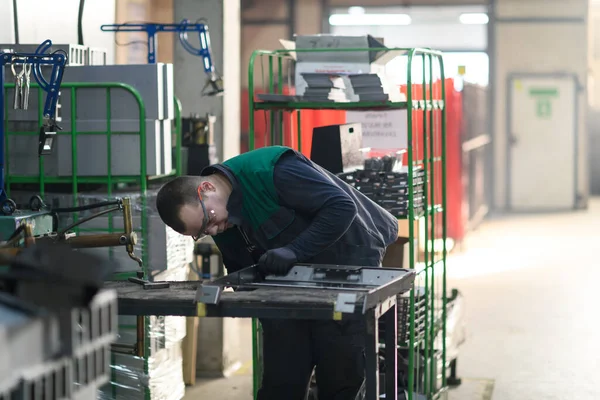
top-left (3, 81), bottom-right (184, 400)
top-left (246, 46), bottom-right (448, 400)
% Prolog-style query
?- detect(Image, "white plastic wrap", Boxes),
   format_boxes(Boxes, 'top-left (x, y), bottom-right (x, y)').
top-left (433, 289), bottom-right (467, 362)
top-left (99, 265), bottom-right (189, 400)
top-left (445, 289), bottom-right (467, 361)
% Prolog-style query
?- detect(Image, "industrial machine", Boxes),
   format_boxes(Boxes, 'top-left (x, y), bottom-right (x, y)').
top-left (100, 19), bottom-right (224, 96)
top-left (0, 196), bottom-right (141, 264)
top-left (0, 241), bottom-right (118, 399)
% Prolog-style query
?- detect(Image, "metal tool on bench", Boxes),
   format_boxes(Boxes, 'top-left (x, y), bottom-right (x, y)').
top-left (196, 263), bottom-right (416, 314)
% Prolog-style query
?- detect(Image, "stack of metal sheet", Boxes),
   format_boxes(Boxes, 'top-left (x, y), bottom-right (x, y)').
top-left (5, 60), bottom-right (174, 179)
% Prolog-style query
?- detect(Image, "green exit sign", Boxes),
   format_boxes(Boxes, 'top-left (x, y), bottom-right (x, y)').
top-left (529, 87), bottom-right (559, 119)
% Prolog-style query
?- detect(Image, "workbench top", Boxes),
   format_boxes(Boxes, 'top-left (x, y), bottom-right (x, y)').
top-left (104, 280), bottom-right (367, 319)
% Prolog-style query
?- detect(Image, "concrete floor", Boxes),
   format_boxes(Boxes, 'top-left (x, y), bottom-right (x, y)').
top-left (184, 199), bottom-right (600, 400)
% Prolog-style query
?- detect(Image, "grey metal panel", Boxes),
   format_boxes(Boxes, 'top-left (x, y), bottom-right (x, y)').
top-left (162, 119), bottom-right (174, 174)
top-left (163, 63), bottom-right (175, 120)
top-left (60, 64), bottom-right (168, 121)
top-left (7, 119), bottom-right (169, 177)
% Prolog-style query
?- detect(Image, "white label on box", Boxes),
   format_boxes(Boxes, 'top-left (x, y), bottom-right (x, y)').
top-left (346, 110), bottom-right (408, 150)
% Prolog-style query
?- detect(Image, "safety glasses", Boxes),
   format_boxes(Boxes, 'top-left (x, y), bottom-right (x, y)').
top-left (192, 186), bottom-right (214, 241)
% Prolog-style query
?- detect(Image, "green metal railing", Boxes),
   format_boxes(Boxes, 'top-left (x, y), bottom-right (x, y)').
top-left (3, 81), bottom-right (183, 400)
top-left (247, 47), bottom-right (447, 400)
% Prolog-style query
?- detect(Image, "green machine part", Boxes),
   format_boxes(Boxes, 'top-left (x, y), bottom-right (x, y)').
top-left (0, 210), bottom-right (54, 240)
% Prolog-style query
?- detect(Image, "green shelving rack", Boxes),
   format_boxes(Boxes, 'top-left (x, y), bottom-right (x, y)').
top-left (3, 81), bottom-right (184, 400)
top-left (246, 47), bottom-right (448, 400)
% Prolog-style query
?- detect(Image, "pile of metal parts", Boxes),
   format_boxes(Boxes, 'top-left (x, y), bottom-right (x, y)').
top-left (0, 241), bottom-right (118, 400)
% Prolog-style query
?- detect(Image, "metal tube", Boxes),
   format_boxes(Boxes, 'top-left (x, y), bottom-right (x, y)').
top-left (364, 309), bottom-right (379, 400)
top-left (71, 87), bottom-right (79, 232)
top-left (122, 198), bottom-right (133, 249)
top-left (64, 233), bottom-right (129, 248)
top-left (296, 110), bottom-right (302, 153)
top-left (421, 53), bottom-right (430, 394)
top-left (439, 54), bottom-right (448, 390)
top-left (37, 88), bottom-right (45, 195)
top-left (174, 96), bottom-right (183, 175)
top-left (269, 56), bottom-right (275, 146)
top-left (122, 197), bottom-right (143, 268)
top-left (106, 88), bottom-right (114, 262)
top-left (251, 318), bottom-right (260, 399)
top-left (136, 315), bottom-right (145, 357)
top-left (110, 343), bottom-right (136, 355)
top-left (384, 302), bottom-right (398, 400)
top-left (406, 48), bottom-right (416, 400)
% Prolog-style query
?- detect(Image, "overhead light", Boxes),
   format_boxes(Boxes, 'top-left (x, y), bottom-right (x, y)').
top-left (459, 13), bottom-right (489, 25)
top-left (329, 13), bottom-right (412, 26)
top-left (347, 6), bottom-right (365, 15)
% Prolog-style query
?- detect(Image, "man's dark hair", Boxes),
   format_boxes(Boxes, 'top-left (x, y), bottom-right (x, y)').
top-left (156, 176), bottom-right (204, 233)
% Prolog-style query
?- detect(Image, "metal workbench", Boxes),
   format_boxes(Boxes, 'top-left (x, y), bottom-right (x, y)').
top-left (105, 264), bottom-right (416, 400)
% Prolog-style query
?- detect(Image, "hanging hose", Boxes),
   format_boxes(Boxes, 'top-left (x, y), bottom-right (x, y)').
top-left (51, 200), bottom-right (121, 213)
top-left (77, 0), bottom-right (86, 45)
top-left (12, 0), bottom-right (19, 44)
top-left (57, 206), bottom-right (121, 236)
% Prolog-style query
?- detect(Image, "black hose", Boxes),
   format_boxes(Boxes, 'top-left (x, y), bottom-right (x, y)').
top-left (77, 0), bottom-right (85, 45)
top-left (12, 0), bottom-right (19, 44)
top-left (51, 200), bottom-right (121, 213)
top-left (58, 206), bottom-right (121, 236)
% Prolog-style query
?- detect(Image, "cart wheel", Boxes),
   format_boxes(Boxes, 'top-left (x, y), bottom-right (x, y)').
top-left (29, 195), bottom-right (45, 211)
top-left (1, 199), bottom-right (17, 216)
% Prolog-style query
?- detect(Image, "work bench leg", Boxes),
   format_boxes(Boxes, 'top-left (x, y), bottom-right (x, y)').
top-left (384, 303), bottom-right (398, 400)
top-left (364, 309), bottom-right (379, 400)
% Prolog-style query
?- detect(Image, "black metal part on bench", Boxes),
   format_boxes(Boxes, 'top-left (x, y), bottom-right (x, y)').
top-left (127, 276), bottom-right (170, 290)
top-left (106, 263), bottom-right (415, 320)
top-left (196, 263), bottom-right (416, 314)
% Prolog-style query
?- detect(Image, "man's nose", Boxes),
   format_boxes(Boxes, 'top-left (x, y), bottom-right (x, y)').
top-left (206, 225), bottom-right (219, 236)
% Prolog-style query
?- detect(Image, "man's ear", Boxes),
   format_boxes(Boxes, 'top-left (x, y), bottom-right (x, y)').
top-left (200, 180), bottom-right (216, 192)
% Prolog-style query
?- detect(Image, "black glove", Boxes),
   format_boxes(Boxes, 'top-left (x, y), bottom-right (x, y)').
top-left (258, 247), bottom-right (297, 276)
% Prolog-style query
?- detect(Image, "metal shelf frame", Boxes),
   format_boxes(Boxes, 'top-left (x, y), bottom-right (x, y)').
top-left (246, 46), bottom-right (448, 400)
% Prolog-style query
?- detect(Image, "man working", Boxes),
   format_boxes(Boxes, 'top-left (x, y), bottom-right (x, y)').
top-left (156, 145), bottom-right (399, 400)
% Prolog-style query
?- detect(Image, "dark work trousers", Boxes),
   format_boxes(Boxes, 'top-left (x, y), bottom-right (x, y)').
top-left (256, 318), bottom-right (366, 400)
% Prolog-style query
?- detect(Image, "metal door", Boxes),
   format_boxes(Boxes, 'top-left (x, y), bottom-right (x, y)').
top-left (507, 73), bottom-right (579, 211)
